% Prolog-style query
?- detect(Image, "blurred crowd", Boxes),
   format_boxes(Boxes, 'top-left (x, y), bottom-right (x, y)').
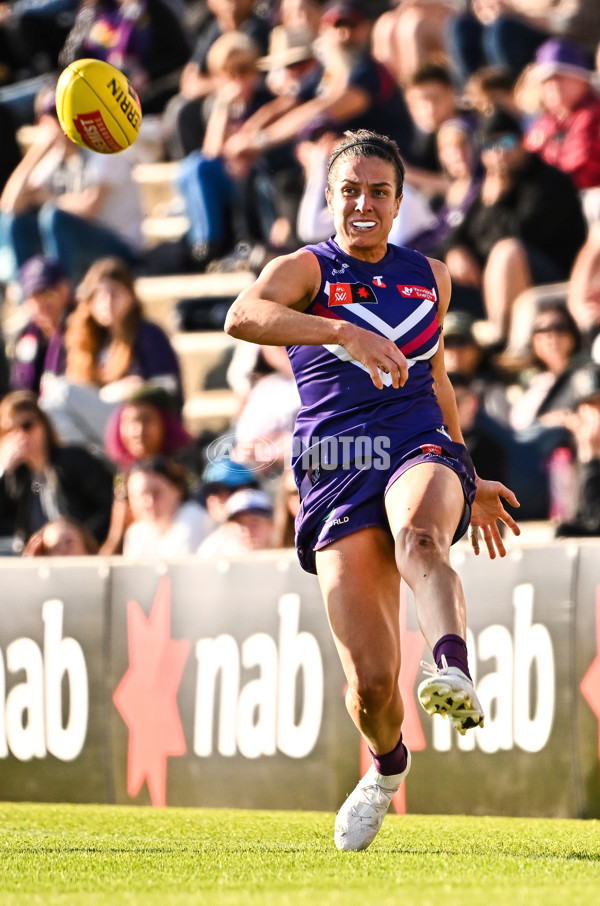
top-left (1, 0), bottom-right (600, 558)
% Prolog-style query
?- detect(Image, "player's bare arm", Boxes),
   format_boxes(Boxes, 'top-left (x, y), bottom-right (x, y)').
top-left (225, 250), bottom-right (409, 389)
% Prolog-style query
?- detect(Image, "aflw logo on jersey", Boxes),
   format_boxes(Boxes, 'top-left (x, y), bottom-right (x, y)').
top-left (397, 284), bottom-right (436, 302)
top-left (328, 283), bottom-right (378, 306)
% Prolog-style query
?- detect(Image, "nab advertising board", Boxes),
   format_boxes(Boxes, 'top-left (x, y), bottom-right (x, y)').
top-left (0, 543), bottom-right (599, 818)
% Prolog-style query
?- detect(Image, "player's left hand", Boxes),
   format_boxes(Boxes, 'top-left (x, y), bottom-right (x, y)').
top-left (469, 477), bottom-right (520, 559)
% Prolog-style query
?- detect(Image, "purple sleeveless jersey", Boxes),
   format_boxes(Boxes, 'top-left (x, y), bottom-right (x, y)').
top-left (288, 238), bottom-right (476, 574)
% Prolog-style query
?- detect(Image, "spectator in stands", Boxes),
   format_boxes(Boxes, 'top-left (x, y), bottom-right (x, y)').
top-left (0, 389), bottom-right (113, 550)
top-left (122, 455), bottom-right (211, 557)
top-left (223, 1), bottom-right (415, 165)
top-left (176, 31), bottom-right (279, 269)
top-left (567, 221), bottom-right (600, 357)
top-left (0, 0), bottom-right (77, 81)
top-left (463, 64), bottom-right (520, 118)
top-left (442, 310), bottom-right (511, 424)
top-left (100, 384), bottom-right (195, 554)
top-left (403, 62), bottom-right (469, 200)
top-left (371, 0), bottom-right (454, 88)
top-left (449, 371), bottom-right (508, 483)
top-left (0, 0), bottom-right (78, 123)
top-left (228, 343), bottom-right (300, 475)
top-left (555, 362), bottom-right (600, 537)
top-left (410, 117), bottom-right (483, 276)
top-left (23, 514), bottom-right (99, 555)
top-left (199, 456), bottom-right (259, 527)
top-left (59, 0), bottom-right (191, 114)
top-left (163, 0), bottom-right (271, 158)
top-left (0, 102), bottom-right (21, 193)
top-left (196, 486), bottom-right (274, 556)
top-left (523, 39), bottom-right (600, 201)
top-left (445, 0), bottom-right (550, 86)
top-left (0, 329), bottom-right (9, 401)
top-left (271, 465), bottom-right (300, 548)
top-left (443, 106), bottom-right (587, 345)
top-left (508, 299), bottom-right (586, 432)
top-left (0, 83), bottom-right (143, 284)
top-left (40, 256), bottom-right (182, 449)
top-left (10, 255), bottom-right (74, 395)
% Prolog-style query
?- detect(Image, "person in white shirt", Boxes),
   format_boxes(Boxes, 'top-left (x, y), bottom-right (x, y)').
top-left (123, 456), bottom-right (211, 558)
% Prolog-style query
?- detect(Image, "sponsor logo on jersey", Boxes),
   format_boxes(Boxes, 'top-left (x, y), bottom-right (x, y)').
top-left (397, 284), bottom-right (436, 302)
top-left (328, 282), bottom-right (378, 306)
top-left (420, 443), bottom-right (442, 455)
top-left (373, 276), bottom-right (386, 287)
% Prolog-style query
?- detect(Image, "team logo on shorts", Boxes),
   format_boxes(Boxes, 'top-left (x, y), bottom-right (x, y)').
top-left (328, 282), bottom-right (378, 306)
top-left (397, 284), bottom-right (437, 302)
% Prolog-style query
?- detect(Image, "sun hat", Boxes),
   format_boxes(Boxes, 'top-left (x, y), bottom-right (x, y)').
top-left (257, 26), bottom-right (315, 70)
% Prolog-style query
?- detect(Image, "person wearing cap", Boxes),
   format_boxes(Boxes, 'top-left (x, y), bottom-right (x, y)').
top-left (443, 106), bottom-right (587, 344)
top-left (524, 38), bottom-right (600, 196)
top-left (196, 486), bottom-right (274, 557)
top-left (226, 128), bottom-right (520, 850)
top-left (200, 457), bottom-right (259, 525)
top-left (10, 255), bottom-right (74, 396)
top-left (554, 362), bottom-right (600, 537)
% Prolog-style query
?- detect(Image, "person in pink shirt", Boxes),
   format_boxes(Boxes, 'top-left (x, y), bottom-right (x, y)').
top-left (524, 38), bottom-right (600, 193)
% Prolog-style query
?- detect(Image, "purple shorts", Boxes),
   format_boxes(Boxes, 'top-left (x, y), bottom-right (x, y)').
top-left (294, 429), bottom-right (476, 575)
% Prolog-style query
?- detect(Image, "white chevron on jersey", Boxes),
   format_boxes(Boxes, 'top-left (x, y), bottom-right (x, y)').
top-left (324, 281), bottom-right (437, 341)
top-left (322, 281), bottom-right (439, 386)
top-left (322, 340), bottom-right (439, 387)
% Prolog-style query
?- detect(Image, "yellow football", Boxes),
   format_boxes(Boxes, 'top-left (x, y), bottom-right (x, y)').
top-left (55, 58), bottom-right (142, 154)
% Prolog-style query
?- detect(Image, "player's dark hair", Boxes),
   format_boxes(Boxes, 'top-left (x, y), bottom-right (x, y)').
top-left (327, 130), bottom-right (405, 197)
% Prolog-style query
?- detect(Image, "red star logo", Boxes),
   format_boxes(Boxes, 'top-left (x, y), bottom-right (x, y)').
top-left (113, 578), bottom-right (190, 807)
top-left (581, 586), bottom-right (600, 769)
top-left (359, 581), bottom-right (426, 814)
top-left (358, 286), bottom-right (370, 298)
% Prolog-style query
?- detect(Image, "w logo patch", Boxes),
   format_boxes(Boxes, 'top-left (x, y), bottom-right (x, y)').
top-left (329, 283), bottom-right (378, 306)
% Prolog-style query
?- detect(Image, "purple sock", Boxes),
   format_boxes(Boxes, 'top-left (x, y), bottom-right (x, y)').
top-left (369, 734), bottom-right (407, 776)
top-left (433, 633), bottom-right (471, 679)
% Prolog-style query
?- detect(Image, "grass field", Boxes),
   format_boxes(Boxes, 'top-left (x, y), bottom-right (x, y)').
top-left (1, 803), bottom-right (599, 906)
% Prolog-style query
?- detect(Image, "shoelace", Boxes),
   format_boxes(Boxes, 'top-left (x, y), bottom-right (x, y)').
top-left (351, 783), bottom-right (396, 823)
top-left (419, 654), bottom-right (449, 677)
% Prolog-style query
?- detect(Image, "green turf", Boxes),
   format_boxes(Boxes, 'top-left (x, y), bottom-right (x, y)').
top-left (0, 803), bottom-right (599, 906)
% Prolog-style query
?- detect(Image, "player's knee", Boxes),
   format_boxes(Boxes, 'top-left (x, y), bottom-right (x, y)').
top-left (350, 668), bottom-right (398, 715)
top-left (395, 524), bottom-right (444, 573)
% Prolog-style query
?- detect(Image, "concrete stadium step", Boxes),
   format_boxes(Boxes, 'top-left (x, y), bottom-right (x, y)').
top-left (141, 215), bottom-right (189, 247)
top-left (134, 271), bottom-right (254, 333)
top-left (133, 161), bottom-right (181, 217)
top-left (172, 331), bottom-right (236, 398)
top-left (182, 389), bottom-right (239, 435)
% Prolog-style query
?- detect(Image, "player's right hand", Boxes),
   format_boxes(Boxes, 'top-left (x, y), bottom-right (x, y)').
top-left (340, 324), bottom-right (409, 390)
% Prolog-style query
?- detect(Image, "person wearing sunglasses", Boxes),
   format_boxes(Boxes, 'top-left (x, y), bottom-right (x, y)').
top-left (0, 390), bottom-right (113, 552)
top-left (442, 106), bottom-right (587, 346)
